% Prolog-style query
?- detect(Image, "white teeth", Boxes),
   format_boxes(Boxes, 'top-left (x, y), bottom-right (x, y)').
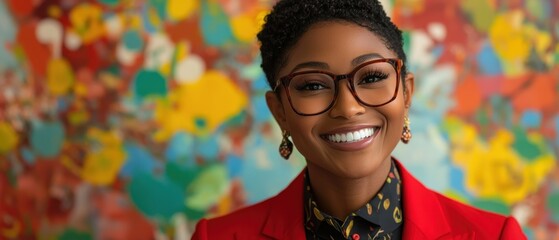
top-left (325, 128), bottom-right (376, 143)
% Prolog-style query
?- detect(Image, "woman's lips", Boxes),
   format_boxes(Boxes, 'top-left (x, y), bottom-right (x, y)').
top-left (320, 126), bottom-right (380, 151)
top-left (323, 127), bottom-right (377, 143)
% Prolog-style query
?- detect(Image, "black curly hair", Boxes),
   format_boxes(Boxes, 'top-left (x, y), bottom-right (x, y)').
top-left (257, 0), bottom-right (407, 89)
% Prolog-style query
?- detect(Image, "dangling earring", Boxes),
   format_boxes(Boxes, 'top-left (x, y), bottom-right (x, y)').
top-left (401, 116), bottom-right (412, 144)
top-left (279, 130), bottom-right (293, 160)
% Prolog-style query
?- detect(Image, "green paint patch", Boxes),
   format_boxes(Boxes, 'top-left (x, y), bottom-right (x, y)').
top-left (472, 198), bottom-right (510, 215)
top-left (461, 0), bottom-right (496, 32)
top-left (511, 127), bottom-right (541, 162)
top-left (127, 173), bottom-right (185, 220)
top-left (195, 117), bottom-right (207, 130)
top-left (133, 70), bottom-right (168, 101)
top-left (402, 31), bottom-right (411, 58)
top-left (475, 107), bottom-right (489, 126)
top-left (547, 191), bottom-right (559, 221)
top-left (185, 164), bottom-right (228, 211)
top-left (165, 161), bottom-right (202, 188)
top-left (59, 228), bottom-right (92, 240)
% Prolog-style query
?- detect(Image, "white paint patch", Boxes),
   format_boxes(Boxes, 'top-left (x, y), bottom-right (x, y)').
top-left (428, 22), bottom-right (447, 41)
top-left (409, 30), bottom-right (435, 70)
top-left (144, 33), bottom-right (175, 69)
top-left (36, 18), bottom-right (63, 58)
top-left (65, 31), bottom-right (82, 50)
top-left (104, 15), bottom-right (123, 39)
top-left (175, 54), bottom-right (205, 84)
top-left (116, 42), bottom-right (138, 66)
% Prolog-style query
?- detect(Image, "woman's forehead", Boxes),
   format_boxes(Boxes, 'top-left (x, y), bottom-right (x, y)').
top-left (280, 21), bottom-right (396, 72)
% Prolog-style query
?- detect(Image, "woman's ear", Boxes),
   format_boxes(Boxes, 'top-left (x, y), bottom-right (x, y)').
top-left (403, 73), bottom-right (415, 109)
top-left (265, 91), bottom-right (288, 131)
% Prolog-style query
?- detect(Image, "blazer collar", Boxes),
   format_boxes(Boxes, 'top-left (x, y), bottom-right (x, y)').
top-left (261, 159), bottom-right (453, 239)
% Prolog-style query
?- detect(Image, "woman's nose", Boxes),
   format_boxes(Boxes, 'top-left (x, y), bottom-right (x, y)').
top-left (328, 79), bottom-right (366, 119)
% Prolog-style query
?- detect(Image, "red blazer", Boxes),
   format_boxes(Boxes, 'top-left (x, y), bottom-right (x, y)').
top-left (192, 161), bottom-right (526, 239)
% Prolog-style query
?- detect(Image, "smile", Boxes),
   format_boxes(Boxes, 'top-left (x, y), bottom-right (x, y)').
top-left (324, 127), bottom-right (377, 143)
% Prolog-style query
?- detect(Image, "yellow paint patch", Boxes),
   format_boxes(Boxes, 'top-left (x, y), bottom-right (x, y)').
top-left (167, 0), bottom-right (199, 21)
top-left (446, 118), bottom-right (555, 204)
top-left (81, 128), bottom-right (127, 186)
top-left (47, 58), bottom-right (75, 96)
top-left (48, 5), bottom-right (62, 18)
top-left (231, 13), bottom-right (260, 43)
top-left (0, 122), bottom-right (18, 154)
top-left (154, 70), bottom-right (247, 139)
top-left (69, 3), bottom-right (105, 44)
top-left (489, 11), bottom-right (530, 63)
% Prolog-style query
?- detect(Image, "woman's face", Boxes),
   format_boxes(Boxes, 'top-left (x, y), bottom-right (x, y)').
top-left (266, 21), bottom-right (414, 179)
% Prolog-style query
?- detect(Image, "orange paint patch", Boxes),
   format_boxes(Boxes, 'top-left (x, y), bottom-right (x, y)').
top-left (7, 0), bottom-right (35, 18)
top-left (16, 21), bottom-right (51, 76)
top-left (451, 76), bottom-right (483, 116)
top-left (509, 73), bottom-right (557, 112)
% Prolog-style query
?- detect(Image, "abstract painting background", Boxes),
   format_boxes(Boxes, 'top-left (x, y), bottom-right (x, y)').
top-left (0, 0), bottom-right (557, 239)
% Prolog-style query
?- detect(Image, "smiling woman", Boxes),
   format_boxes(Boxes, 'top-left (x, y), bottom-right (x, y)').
top-left (192, 0), bottom-right (527, 239)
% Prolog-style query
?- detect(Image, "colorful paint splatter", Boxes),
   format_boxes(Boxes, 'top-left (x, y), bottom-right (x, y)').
top-left (0, 0), bottom-right (557, 239)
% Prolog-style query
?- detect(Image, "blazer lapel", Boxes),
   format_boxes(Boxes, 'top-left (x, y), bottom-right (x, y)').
top-left (259, 160), bottom-right (470, 239)
top-left (261, 171), bottom-right (307, 239)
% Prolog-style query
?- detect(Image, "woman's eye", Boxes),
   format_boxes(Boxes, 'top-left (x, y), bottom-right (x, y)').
top-left (296, 83), bottom-right (326, 91)
top-left (359, 72), bottom-right (388, 84)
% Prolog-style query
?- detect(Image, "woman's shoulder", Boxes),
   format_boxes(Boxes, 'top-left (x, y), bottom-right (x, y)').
top-left (431, 191), bottom-right (525, 239)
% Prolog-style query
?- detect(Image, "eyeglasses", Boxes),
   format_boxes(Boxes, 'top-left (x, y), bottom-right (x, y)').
top-left (274, 58), bottom-right (403, 116)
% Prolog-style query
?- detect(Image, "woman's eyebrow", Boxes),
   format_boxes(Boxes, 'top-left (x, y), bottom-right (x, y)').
top-left (351, 53), bottom-right (384, 66)
top-left (291, 61), bottom-right (330, 72)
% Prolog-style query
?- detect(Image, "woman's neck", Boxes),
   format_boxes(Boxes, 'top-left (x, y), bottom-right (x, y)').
top-left (306, 158), bottom-right (392, 220)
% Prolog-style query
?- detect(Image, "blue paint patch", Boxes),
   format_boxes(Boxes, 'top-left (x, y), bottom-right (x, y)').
top-left (141, 4), bottom-right (160, 33)
top-left (200, 2), bottom-right (235, 46)
top-left (520, 110), bottom-right (542, 128)
top-left (477, 41), bottom-right (502, 75)
top-left (20, 147), bottom-right (35, 164)
top-left (239, 135), bottom-right (298, 203)
top-left (120, 142), bottom-right (163, 178)
top-left (195, 135), bottom-right (220, 160)
top-left (432, 45), bottom-right (444, 60)
top-left (251, 96), bottom-right (272, 124)
top-left (225, 154), bottom-right (243, 178)
top-left (56, 97), bottom-right (72, 113)
top-left (165, 132), bottom-right (195, 166)
top-left (30, 120), bottom-right (65, 158)
top-left (252, 73), bottom-right (270, 92)
top-left (0, 1), bottom-right (17, 73)
top-left (123, 30), bottom-right (144, 51)
top-left (554, 115), bottom-right (559, 147)
top-left (448, 163), bottom-right (471, 199)
top-left (0, 1), bottom-right (16, 43)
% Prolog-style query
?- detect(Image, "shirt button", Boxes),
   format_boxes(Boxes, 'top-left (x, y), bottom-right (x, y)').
top-left (352, 233), bottom-right (360, 240)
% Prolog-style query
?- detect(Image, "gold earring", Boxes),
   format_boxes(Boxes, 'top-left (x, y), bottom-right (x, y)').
top-left (401, 116), bottom-right (412, 144)
top-left (279, 130), bottom-right (293, 160)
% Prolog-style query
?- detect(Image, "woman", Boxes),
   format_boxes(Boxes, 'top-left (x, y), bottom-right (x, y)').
top-left (193, 0), bottom-right (527, 239)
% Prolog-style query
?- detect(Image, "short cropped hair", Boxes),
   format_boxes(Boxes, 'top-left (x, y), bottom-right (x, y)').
top-left (257, 0), bottom-right (407, 88)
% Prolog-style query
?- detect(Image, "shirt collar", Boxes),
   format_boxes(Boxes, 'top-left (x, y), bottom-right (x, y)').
top-left (304, 160), bottom-right (403, 238)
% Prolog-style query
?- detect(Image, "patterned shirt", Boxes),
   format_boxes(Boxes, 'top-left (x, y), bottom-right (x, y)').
top-left (304, 161), bottom-right (403, 240)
